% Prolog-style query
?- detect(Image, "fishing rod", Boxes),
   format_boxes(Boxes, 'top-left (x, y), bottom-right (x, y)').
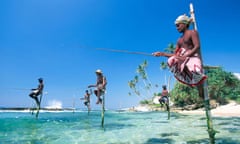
top-left (96, 48), bottom-right (153, 56)
top-left (12, 88), bottom-right (31, 91)
top-left (13, 88), bottom-right (48, 95)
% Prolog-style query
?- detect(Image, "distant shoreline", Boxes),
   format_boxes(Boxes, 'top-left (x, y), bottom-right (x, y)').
top-left (1, 101), bottom-right (240, 117)
top-left (126, 101), bottom-right (240, 117)
top-left (0, 107), bottom-right (74, 111)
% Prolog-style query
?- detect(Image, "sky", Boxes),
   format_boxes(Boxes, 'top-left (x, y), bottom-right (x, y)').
top-left (1, 0), bottom-right (240, 110)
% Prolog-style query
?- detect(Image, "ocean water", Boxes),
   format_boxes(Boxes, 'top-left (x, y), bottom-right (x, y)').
top-left (0, 110), bottom-right (239, 144)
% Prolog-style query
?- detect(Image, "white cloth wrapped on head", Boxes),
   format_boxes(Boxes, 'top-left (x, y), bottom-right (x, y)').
top-left (175, 14), bottom-right (191, 25)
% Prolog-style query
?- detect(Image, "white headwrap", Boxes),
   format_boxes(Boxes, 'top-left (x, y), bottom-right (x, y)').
top-left (175, 14), bottom-right (191, 25)
top-left (96, 69), bottom-right (102, 74)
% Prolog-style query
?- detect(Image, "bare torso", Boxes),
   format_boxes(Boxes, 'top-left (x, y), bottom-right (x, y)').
top-left (162, 89), bottom-right (168, 96)
top-left (176, 30), bottom-right (201, 58)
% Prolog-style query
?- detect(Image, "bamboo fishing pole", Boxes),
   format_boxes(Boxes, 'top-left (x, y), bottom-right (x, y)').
top-left (12, 88), bottom-right (31, 91)
top-left (96, 48), bottom-right (153, 56)
top-left (190, 3), bottom-right (216, 143)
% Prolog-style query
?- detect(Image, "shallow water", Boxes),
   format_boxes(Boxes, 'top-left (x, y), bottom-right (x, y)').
top-left (0, 111), bottom-right (239, 144)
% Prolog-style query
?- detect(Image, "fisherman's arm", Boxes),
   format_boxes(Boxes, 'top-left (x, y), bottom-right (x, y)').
top-left (152, 52), bottom-right (174, 57)
top-left (88, 84), bottom-right (96, 88)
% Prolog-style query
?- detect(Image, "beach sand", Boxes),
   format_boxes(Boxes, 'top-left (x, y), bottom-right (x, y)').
top-left (130, 101), bottom-right (240, 117)
top-left (178, 101), bottom-right (240, 117)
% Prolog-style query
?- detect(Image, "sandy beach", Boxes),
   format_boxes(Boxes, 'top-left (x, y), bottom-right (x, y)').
top-left (178, 101), bottom-right (240, 117)
top-left (130, 101), bottom-right (240, 117)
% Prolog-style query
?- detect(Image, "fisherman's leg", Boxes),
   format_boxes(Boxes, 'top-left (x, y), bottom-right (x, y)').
top-left (98, 89), bottom-right (104, 104)
top-left (29, 93), bottom-right (39, 106)
top-left (187, 57), bottom-right (202, 71)
top-left (94, 90), bottom-right (100, 104)
top-left (94, 90), bottom-right (98, 96)
top-left (165, 97), bottom-right (170, 111)
top-left (87, 102), bottom-right (91, 110)
top-left (95, 89), bottom-right (102, 104)
top-left (29, 92), bottom-right (35, 98)
top-left (35, 97), bottom-right (40, 108)
top-left (84, 101), bottom-right (88, 106)
top-left (166, 104), bottom-right (170, 111)
top-left (99, 97), bottom-right (102, 104)
top-left (162, 97), bottom-right (168, 104)
top-left (167, 56), bottom-right (182, 74)
top-left (159, 99), bottom-right (164, 107)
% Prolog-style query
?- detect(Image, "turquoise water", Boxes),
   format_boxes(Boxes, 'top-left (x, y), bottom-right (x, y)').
top-left (0, 111), bottom-right (239, 144)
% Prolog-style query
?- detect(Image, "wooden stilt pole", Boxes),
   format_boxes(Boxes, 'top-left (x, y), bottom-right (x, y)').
top-left (167, 76), bottom-right (171, 120)
top-left (88, 89), bottom-right (93, 115)
top-left (101, 93), bottom-right (105, 128)
top-left (190, 3), bottom-right (216, 143)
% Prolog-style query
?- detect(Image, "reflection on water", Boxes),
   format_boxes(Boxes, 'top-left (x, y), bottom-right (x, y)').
top-left (0, 111), bottom-right (239, 144)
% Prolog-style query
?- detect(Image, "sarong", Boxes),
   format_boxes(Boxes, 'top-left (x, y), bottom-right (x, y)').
top-left (159, 96), bottom-right (169, 104)
top-left (167, 48), bottom-right (207, 86)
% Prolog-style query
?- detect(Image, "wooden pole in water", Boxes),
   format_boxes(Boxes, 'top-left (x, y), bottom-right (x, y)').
top-left (101, 93), bottom-right (105, 128)
top-left (190, 3), bottom-right (216, 143)
top-left (88, 89), bottom-right (93, 115)
top-left (167, 76), bottom-right (171, 120)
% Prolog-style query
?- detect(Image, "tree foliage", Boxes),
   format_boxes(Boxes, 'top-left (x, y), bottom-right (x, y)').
top-left (171, 82), bottom-right (201, 107)
top-left (164, 43), bottom-right (175, 54)
top-left (171, 67), bottom-right (240, 107)
top-left (128, 60), bottom-right (157, 99)
top-left (161, 43), bottom-right (175, 70)
top-left (207, 68), bottom-right (240, 104)
top-left (128, 44), bottom-right (175, 103)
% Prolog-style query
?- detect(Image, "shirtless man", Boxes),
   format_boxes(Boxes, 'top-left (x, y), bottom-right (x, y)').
top-left (80, 90), bottom-right (91, 110)
top-left (88, 69), bottom-right (107, 104)
top-left (29, 78), bottom-right (44, 108)
top-left (153, 14), bottom-right (206, 98)
top-left (159, 85), bottom-right (169, 105)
